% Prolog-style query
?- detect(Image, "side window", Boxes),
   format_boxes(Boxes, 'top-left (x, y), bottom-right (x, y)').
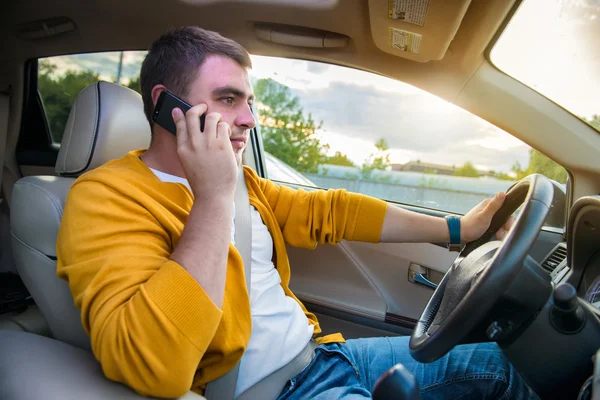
top-left (37, 51), bottom-right (146, 144)
top-left (249, 56), bottom-right (567, 228)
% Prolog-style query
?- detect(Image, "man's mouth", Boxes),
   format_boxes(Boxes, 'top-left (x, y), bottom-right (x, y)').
top-left (230, 136), bottom-right (247, 150)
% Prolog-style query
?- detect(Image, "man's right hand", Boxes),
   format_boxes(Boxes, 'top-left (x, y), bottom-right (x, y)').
top-left (169, 104), bottom-right (236, 309)
top-left (172, 104), bottom-right (238, 201)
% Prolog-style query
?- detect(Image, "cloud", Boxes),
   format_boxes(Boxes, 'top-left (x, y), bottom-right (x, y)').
top-left (45, 51), bottom-right (146, 82)
top-left (306, 62), bottom-right (330, 74)
top-left (290, 81), bottom-right (531, 173)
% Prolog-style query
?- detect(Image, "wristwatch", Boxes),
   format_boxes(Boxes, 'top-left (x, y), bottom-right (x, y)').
top-left (445, 215), bottom-right (462, 252)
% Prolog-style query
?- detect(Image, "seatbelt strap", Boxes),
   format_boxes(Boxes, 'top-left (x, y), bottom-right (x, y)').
top-left (205, 165), bottom-right (252, 400)
top-left (0, 91), bottom-right (10, 204)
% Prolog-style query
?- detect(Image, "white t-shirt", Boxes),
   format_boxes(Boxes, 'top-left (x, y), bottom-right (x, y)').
top-left (149, 168), bottom-right (314, 397)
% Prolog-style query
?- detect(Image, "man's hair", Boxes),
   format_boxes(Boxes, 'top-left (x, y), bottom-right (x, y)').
top-left (140, 26), bottom-right (252, 126)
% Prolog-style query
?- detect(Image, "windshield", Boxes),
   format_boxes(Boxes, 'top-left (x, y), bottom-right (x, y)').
top-left (491, 0), bottom-right (600, 132)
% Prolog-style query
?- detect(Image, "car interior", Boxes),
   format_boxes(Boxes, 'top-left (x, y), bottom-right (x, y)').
top-left (1, 0), bottom-right (600, 399)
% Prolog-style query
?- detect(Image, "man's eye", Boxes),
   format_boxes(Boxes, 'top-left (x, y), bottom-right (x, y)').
top-left (221, 97), bottom-right (234, 105)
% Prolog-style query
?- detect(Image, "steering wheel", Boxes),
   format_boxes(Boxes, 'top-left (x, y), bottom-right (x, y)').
top-left (409, 174), bottom-right (554, 363)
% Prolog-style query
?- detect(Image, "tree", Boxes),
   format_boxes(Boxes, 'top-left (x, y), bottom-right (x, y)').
top-left (584, 114), bottom-right (600, 131)
top-left (488, 170), bottom-right (513, 181)
top-left (454, 161), bottom-right (479, 178)
top-left (511, 148), bottom-right (567, 184)
top-left (254, 78), bottom-right (327, 173)
top-left (361, 138), bottom-right (391, 180)
top-left (126, 76), bottom-right (141, 94)
top-left (38, 60), bottom-right (101, 142)
top-left (325, 151), bottom-right (355, 167)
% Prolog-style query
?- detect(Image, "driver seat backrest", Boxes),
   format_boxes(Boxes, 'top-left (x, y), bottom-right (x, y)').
top-left (10, 81), bottom-right (150, 349)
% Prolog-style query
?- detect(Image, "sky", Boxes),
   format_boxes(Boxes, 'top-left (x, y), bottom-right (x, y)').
top-left (492, 0), bottom-right (600, 120)
top-left (43, 0), bottom-right (598, 174)
top-left (249, 55), bottom-right (531, 173)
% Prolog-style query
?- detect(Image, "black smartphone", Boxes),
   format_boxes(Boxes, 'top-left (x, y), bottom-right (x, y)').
top-left (152, 90), bottom-right (206, 136)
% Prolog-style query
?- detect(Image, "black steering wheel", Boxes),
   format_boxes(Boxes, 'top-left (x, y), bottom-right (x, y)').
top-left (409, 174), bottom-right (554, 363)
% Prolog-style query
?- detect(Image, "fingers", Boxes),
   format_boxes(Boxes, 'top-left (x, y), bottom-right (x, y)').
top-left (495, 214), bottom-right (515, 240)
top-left (495, 228), bottom-right (506, 240)
top-left (185, 104), bottom-right (209, 141)
top-left (203, 112), bottom-right (224, 143)
top-left (504, 215), bottom-right (515, 231)
top-left (172, 108), bottom-right (189, 144)
top-left (217, 121), bottom-right (232, 141)
top-left (174, 103), bottom-right (230, 152)
top-left (483, 192), bottom-right (506, 215)
top-left (476, 198), bottom-right (491, 212)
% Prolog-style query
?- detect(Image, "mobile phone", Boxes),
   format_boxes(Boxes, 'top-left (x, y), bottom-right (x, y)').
top-left (152, 90), bottom-right (206, 135)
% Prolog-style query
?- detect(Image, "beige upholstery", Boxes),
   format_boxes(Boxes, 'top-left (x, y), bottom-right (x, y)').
top-left (11, 175), bottom-right (87, 348)
top-left (7, 82), bottom-right (205, 399)
top-left (56, 81), bottom-right (150, 175)
top-left (0, 305), bottom-right (51, 336)
top-left (11, 82), bottom-right (150, 349)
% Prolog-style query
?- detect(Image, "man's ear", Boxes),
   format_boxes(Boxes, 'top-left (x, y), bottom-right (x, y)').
top-left (151, 85), bottom-right (168, 109)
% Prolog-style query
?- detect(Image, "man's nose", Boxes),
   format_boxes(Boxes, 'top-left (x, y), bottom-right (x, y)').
top-left (235, 105), bottom-right (256, 130)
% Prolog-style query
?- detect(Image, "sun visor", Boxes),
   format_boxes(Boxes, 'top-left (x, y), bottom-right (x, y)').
top-left (368, 0), bottom-right (472, 62)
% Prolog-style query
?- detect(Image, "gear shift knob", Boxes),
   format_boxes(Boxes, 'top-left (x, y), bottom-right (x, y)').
top-left (372, 363), bottom-right (421, 400)
top-left (550, 283), bottom-right (586, 334)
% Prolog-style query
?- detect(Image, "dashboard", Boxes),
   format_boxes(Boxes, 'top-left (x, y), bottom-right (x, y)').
top-left (534, 195), bottom-right (600, 309)
top-left (552, 195), bottom-right (600, 308)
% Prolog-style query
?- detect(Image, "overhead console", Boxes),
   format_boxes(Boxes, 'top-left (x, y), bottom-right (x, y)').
top-left (367, 0), bottom-right (472, 62)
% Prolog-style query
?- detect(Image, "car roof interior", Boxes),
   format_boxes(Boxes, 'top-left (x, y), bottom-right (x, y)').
top-left (2, 0), bottom-right (600, 205)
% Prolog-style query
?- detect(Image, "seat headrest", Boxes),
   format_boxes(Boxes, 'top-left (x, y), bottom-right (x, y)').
top-left (55, 81), bottom-right (151, 176)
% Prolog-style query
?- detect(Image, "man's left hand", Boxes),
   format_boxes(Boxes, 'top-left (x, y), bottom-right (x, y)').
top-left (460, 192), bottom-right (515, 243)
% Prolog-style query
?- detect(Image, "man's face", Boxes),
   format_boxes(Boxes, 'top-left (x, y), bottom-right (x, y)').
top-left (185, 55), bottom-right (256, 165)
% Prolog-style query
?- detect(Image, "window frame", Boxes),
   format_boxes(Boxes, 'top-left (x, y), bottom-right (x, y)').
top-left (27, 51), bottom-right (569, 233)
top-left (17, 58), bottom-right (59, 168)
top-left (248, 55), bottom-right (569, 234)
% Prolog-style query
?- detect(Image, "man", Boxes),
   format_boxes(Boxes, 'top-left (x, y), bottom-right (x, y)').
top-left (57, 27), bottom-right (535, 399)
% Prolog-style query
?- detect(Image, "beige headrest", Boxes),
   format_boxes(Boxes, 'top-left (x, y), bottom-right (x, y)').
top-left (55, 81), bottom-right (151, 176)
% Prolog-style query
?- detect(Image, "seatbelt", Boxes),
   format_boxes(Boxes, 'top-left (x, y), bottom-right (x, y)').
top-left (205, 165), bottom-right (252, 400)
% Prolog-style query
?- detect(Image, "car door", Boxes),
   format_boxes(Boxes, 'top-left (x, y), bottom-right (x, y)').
top-left (248, 56), bottom-right (568, 339)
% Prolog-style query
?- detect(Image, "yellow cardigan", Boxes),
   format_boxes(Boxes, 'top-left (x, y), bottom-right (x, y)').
top-left (56, 149), bottom-right (387, 398)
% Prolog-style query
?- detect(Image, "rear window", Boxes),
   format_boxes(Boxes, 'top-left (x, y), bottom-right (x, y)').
top-left (37, 51), bottom-right (146, 143)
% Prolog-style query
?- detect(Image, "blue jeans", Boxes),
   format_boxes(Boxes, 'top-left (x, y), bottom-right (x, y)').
top-left (276, 336), bottom-right (538, 399)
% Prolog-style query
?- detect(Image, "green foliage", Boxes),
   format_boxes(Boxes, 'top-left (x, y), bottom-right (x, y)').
top-left (126, 76), bottom-right (141, 94)
top-left (488, 170), bottom-right (514, 181)
top-left (361, 138), bottom-right (391, 180)
top-left (326, 151), bottom-right (355, 167)
top-left (38, 60), bottom-right (101, 142)
top-left (512, 148), bottom-right (567, 184)
top-left (453, 161), bottom-right (479, 178)
top-left (418, 176), bottom-right (450, 189)
top-left (254, 78), bottom-right (329, 174)
top-left (583, 114), bottom-right (600, 131)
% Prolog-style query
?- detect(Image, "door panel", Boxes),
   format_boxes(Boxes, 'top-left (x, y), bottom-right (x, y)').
top-left (288, 223), bottom-right (565, 337)
top-left (288, 241), bottom-right (455, 324)
top-left (287, 243), bottom-right (387, 321)
top-left (313, 311), bottom-right (405, 339)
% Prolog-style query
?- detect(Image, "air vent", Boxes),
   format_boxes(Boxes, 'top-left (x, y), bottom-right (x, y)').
top-left (541, 244), bottom-right (567, 274)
